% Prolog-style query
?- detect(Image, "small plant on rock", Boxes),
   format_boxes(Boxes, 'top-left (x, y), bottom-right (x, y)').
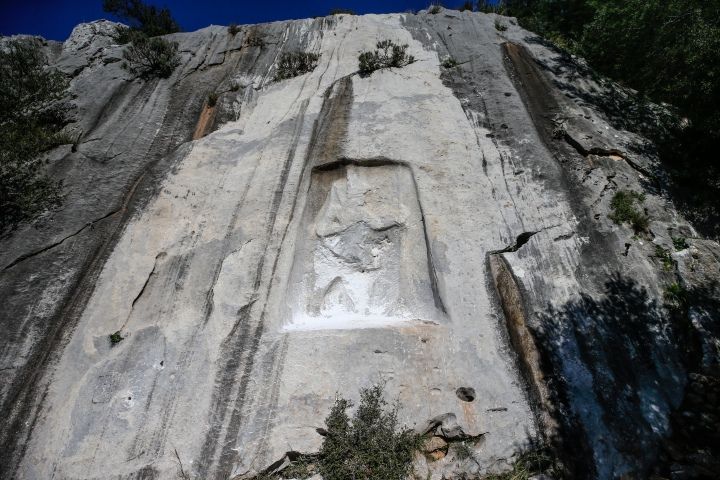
top-left (358, 40), bottom-right (416, 76)
top-left (654, 245), bottom-right (674, 271)
top-left (664, 282), bottom-right (688, 310)
top-left (329, 8), bottom-right (355, 15)
top-left (428, 3), bottom-right (442, 14)
top-left (228, 23), bottom-right (240, 35)
top-left (274, 51), bottom-right (320, 82)
top-left (495, 19), bottom-right (508, 32)
top-left (452, 441), bottom-right (473, 460)
top-left (458, 1), bottom-right (473, 12)
top-left (245, 33), bottom-right (265, 47)
top-left (484, 449), bottom-right (558, 480)
top-left (109, 331), bottom-right (124, 346)
top-left (207, 92), bottom-right (218, 107)
top-left (122, 34), bottom-right (180, 79)
top-left (672, 236), bottom-right (689, 251)
top-left (608, 190), bottom-right (649, 233)
top-left (318, 384), bottom-right (421, 480)
top-left (442, 56), bottom-right (458, 68)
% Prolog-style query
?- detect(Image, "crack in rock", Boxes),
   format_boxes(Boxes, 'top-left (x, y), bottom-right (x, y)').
top-left (488, 225), bottom-right (564, 255)
top-left (2, 209), bottom-right (121, 271)
top-left (561, 131), bottom-right (654, 179)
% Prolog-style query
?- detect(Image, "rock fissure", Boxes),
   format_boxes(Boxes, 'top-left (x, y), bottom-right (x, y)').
top-left (488, 224), bottom-right (562, 255)
top-left (2, 209), bottom-right (121, 271)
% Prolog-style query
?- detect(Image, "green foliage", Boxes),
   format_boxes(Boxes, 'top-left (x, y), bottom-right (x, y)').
top-left (121, 34), bottom-right (180, 79)
top-left (429, 3), bottom-right (442, 14)
top-left (329, 8), bottom-right (356, 15)
top-left (273, 51), bottom-right (320, 82)
top-left (103, 0), bottom-right (180, 37)
top-left (318, 384), bottom-right (422, 480)
top-left (664, 282), bottom-right (688, 310)
top-left (452, 442), bottom-right (473, 460)
top-left (654, 245), bottom-right (674, 271)
top-left (358, 40), bottom-right (416, 76)
top-left (280, 456), bottom-right (315, 479)
top-left (111, 25), bottom-right (140, 44)
top-left (484, 449), bottom-right (558, 480)
top-left (672, 236), bottom-right (689, 251)
top-left (442, 56), bottom-right (458, 68)
top-left (458, 1), bottom-right (473, 12)
top-left (228, 23), bottom-right (240, 36)
top-left (608, 190), bottom-right (649, 233)
top-left (245, 33), bottom-right (265, 47)
top-left (495, 19), bottom-right (508, 31)
top-left (109, 331), bottom-right (124, 346)
top-left (0, 39), bottom-right (68, 232)
top-left (500, 0), bottom-right (720, 238)
top-left (207, 92), bottom-right (218, 107)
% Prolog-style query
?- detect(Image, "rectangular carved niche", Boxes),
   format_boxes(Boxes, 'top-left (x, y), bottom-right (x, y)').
top-left (283, 160), bottom-right (444, 331)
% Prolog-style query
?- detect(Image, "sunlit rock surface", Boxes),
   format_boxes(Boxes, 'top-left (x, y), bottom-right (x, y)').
top-left (1, 9), bottom-right (718, 480)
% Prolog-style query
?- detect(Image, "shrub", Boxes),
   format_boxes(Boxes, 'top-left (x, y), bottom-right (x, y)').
top-left (109, 331), bottom-right (124, 346)
top-left (207, 92), bottom-right (218, 107)
top-left (664, 282), bottom-right (687, 310)
top-left (484, 449), bottom-right (558, 480)
top-left (0, 39), bottom-right (69, 232)
top-left (672, 236), bottom-right (689, 251)
top-left (441, 56), bottom-right (458, 68)
top-left (329, 8), bottom-right (355, 15)
top-left (358, 40), bottom-right (415, 76)
top-left (112, 25), bottom-right (140, 44)
top-left (245, 33), bottom-right (265, 47)
top-left (452, 442), bottom-right (473, 460)
top-left (458, 1), bottom-right (473, 12)
top-left (228, 23), bottom-right (240, 36)
top-left (495, 19), bottom-right (508, 32)
top-left (273, 51), bottom-right (320, 82)
top-left (122, 34), bottom-right (180, 79)
top-left (654, 245), bottom-right (674, 271)
top-left (317, 384), bottom-right (421, 480)
top-left (103, 0), bottom-right (180, 37)
top-left (429, 3), bottom-right (442, 14)
top-left (608, 190), bottom-right (649, 233)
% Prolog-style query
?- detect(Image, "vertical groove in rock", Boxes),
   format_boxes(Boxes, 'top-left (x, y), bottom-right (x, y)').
top-left (488, 254), bottom-right (557, 438)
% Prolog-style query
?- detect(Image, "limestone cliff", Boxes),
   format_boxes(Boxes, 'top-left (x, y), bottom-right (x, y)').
top-left (1, 8), bottom-right (718, 480)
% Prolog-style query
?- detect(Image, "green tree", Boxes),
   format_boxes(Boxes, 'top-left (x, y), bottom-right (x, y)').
top-left (121, 33), bottom-right (180, 78)
top-left (499, 0), bottom-right (720, 238)
top-left (103, 0), bottom-right (180, 37)
top-left (318, 385), bottom-right (420, 480)
top-left (0, 39), bottom-right (69, 232)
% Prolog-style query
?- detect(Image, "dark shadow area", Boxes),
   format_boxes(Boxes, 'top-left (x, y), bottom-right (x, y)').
top-left (534, 274), bottom-right (687, 477)
top-left (659, 282), bottom-right (720, 479)
top-left (532, 274), bottom-right (720, 478)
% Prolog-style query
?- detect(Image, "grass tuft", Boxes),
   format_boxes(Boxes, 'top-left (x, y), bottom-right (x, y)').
top-left (608, 190), bottom-right (649, 233)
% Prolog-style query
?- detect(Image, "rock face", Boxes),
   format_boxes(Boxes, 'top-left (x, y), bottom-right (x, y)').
top-left (0, 9), bottom-right (718, 480)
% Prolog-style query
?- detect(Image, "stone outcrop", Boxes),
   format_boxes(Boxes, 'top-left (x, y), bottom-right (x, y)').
top-left (0, 8), bottom-right (718, 480)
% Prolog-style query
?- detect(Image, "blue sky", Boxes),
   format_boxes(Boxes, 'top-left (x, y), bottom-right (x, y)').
top-left (0, 0), bottom-right (473, 41)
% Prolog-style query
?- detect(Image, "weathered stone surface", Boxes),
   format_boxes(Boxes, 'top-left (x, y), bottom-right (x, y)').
top-left (0, 9), bottom-right (718, 480)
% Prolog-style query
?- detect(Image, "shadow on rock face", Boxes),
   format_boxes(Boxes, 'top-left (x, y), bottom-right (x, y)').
top-left (534, 274), bottom-right (688, 478)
